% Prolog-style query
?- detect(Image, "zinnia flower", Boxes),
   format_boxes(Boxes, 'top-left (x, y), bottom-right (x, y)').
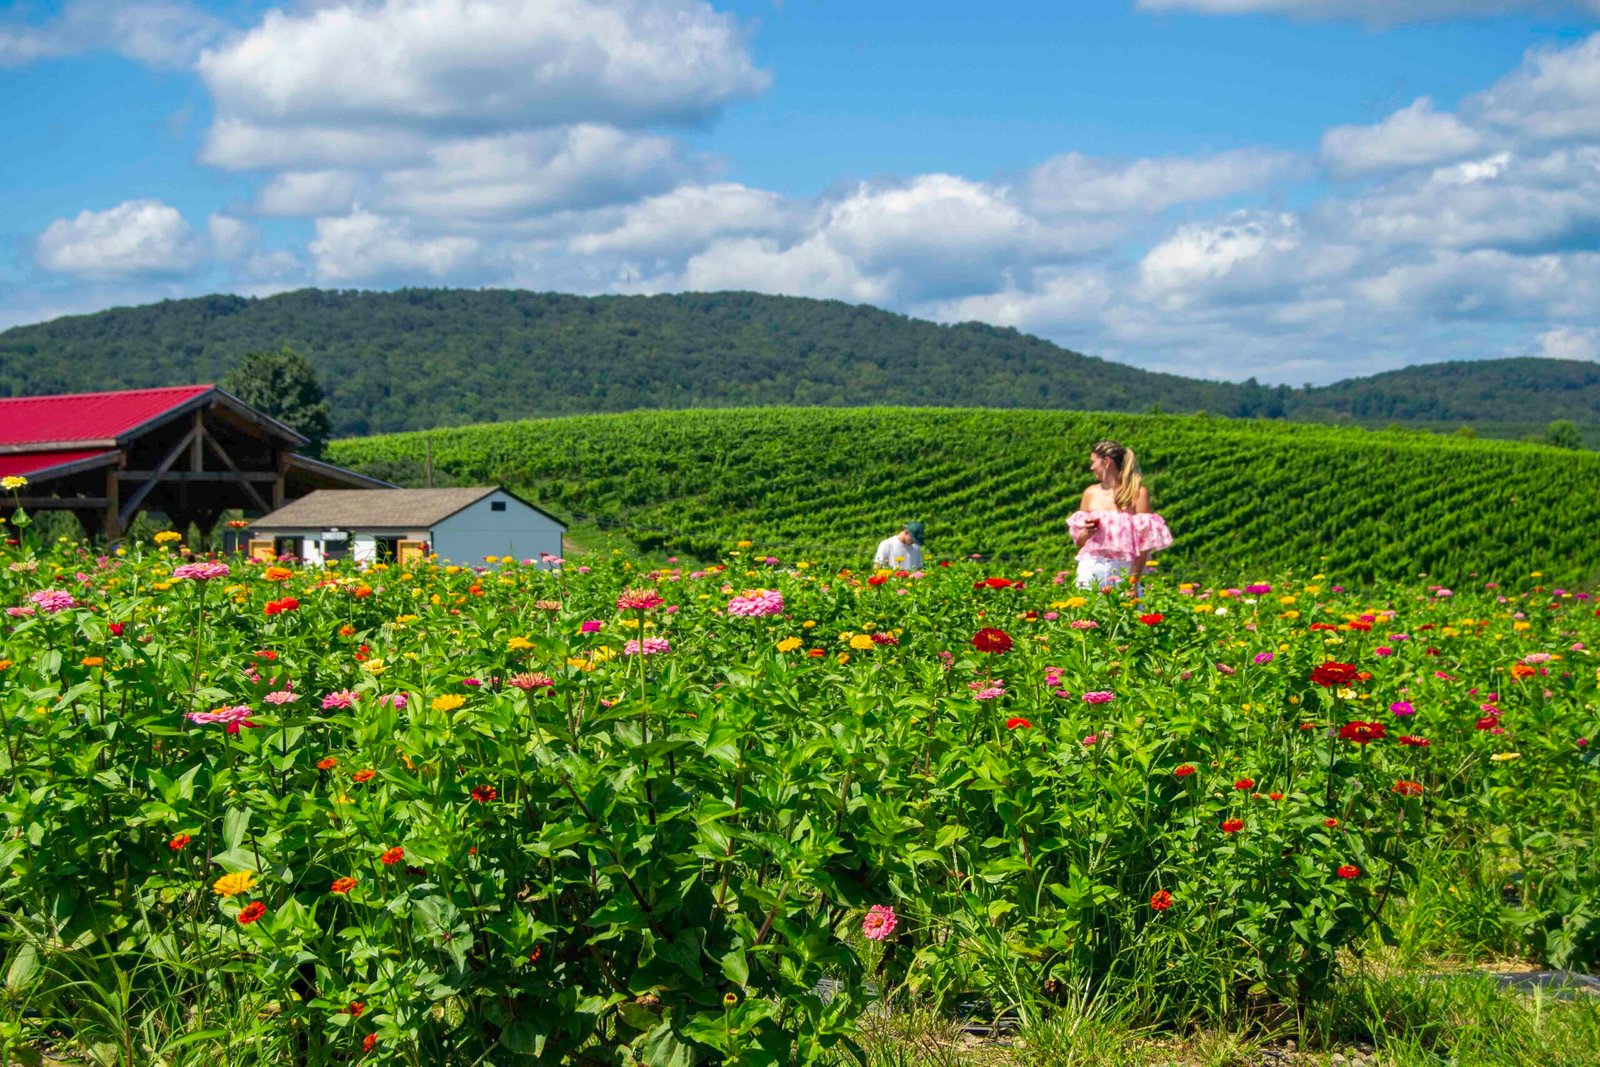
top-left (1005, 717), bottom-right (1031, 730)
top-left (173, 562), bottom-right (230, 581)
top-left (1391, 780), bottom-right (1424, 797)
top-left (28, 589), bottom-right (77, 614)
top-left (1397, 734), bottom-right (1431, 747)
top-left (1220, 818), bottom-right (1245, 833)
top-left (380, 846), bottom-right (405, 866)
top-left (861, 904), bottom-right (898, 941)
top-left (1081, 690), bottom-right (1115, 704)
top-left (322, 690), bottom-right (357, 711)
top-left (616, 589), bottom-right (664, 612)
top-left (431, 694), bottom-right (467, 712)
top-left (168, 833), bottom-right (192, 851)
top-left (727, 589), bottom-right (783, 617)
top-left (213, 870), bottom-right (257, 898)
top-left (471, 785), bottom-right (498, 803)
top-left (624, 637), bottom-right (671, 656)
top-left (971, 628), bottom-right (1013, 653)
top-left (1173, 764), bottom-right (1196, 778)
top-left (1254, 652), bottom-right (1275, 664)
top-left (1389, 701), bottom-right (1414, 716)
top-left (1338, 721), bottom-right (1387, 744)
top-left (509, 672), bottom-right (555, 692)
top-left (1149, 890), bottom-right (1174, 912)
top-left (237, 901), bottom-right (267, 925)
top-left (352, 769), bottom-right (376, 784)
top-left (331, 876), bottom-right (357, 894)
top-left (1310, 661), bottom-right (1359, 688)
top-left (1139, 613), bottom-right (1164, 626)
top-left (1234, 778), bottom-right (1255, 791)
top-left (1336, 864), bottom-right (1360, 879)
top-left (316, 757), bottom-right (338, 770)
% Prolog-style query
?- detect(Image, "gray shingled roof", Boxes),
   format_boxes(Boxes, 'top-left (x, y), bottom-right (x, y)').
top-left (251, 488), bottom-right (502, 530)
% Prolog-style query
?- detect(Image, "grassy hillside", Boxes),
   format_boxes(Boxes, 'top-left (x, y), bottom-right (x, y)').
top-left (327, 407), bottom-right (1600, 583)
top-left (5, 288), bottom-right (1593, 442)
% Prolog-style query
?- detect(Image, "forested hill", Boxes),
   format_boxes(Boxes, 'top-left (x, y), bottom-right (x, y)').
top-left (0, 289), bottom-right (1244, 436)
top-left (0, 287), bottom-right (1591, 437)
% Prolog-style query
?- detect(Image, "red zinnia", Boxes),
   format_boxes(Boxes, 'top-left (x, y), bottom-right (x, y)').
top-left (971, 628), bottom-right (1013, 654)
top-left (1338, 721), bottom-right (1387, 744)
top-left (109, 622), bottom-right (125, 636)
top-left (1336, 864), bottom-right (1360, 879)
top-left (363, 1034), bottom-right (377, 1053)
top-left (1005, 717), bottom-right (1032, 730)
top-left (1391, 780), bottom-right (1424, 797)
top-left (317, 756), bottom-right (338, 770)
top-left (1324, 817), bottom-right (1340, 828)
top-left (867, 574), bottom-right (888, 586)
top-left (331, 876), bottom-right (358, 894)
top-left (1149, 890), bottom-right (1174, 911)
top-left (352, 769), bottom-right (376, 784)
top-left (237, 901), bottom-right (267, 925)
top-left (1173, 764), bottom-right (1196, 778)
top-left (807, 648), bottom-right (826, 658)
top-left (471, 784), bottom-right (497, 803)
top-left (349, 1001), bottom-right (365, 1017)
top-left (1139, 613), bottom-right (1164, 626)
top-left (974, 577), bottom-right (1015, 590)
top-left (1310, 661), bottom-right (1359, 688)
top-left (380, 846), bottom-right (405, 866)
top-left (1397, 734), bottom-right (1431, 747)
top-left (1267, 792), bottom-right (1283, 801)
top-left (1234, 778), bottom-right (1255, 791)
top-left (168, 833), bottom-right (192, 851)
top-left (1221, 818), bottom-right (1245, 833)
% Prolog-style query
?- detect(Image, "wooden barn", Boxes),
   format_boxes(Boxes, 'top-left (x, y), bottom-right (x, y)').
top-left (247, 487), bottom-right (566, 565)
top-left (0, 384), bottom-right (389, 540)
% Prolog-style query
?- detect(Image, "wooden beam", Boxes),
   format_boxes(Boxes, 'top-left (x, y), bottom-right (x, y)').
top-left (198, 422), bottom-right (271, 512)
top-left (189, 410), bottom-right (205, 471)
top-left (104, 465), bottom-right (122, 542)
top-left (11, 497), bottom-right (112, 508)
top-left (119, 426), bottom-right (197, 528)
top-left (116, 470), bottom-right (279, 482)
top-left (0, 440), bottom-right (117, 454)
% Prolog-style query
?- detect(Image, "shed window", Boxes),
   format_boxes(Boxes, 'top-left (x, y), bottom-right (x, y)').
top-left (491, 500), bottom-right (507, 512)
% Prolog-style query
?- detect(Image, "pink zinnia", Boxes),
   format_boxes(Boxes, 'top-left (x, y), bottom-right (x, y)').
top-left (321, 690), bottom-right (357, 710)
top-left (861, 905), bottom-right (898, 941)
top-left (1069, 619), bottom-right (1099, 630)
top-left (580, 619), bottom-right (604, 633)
top-left (509, 672), bottom-right (555, 691)
top-left (173, 562), bottom-right (230, 581)
top-left (624, 637), bottom-right (671, 656)
top-left (263, 690), bottom-right (298, 705)
top-left (616, 589), bottom-right (664, 612)
top-left (1253, 652), bottom-right (1274, 664)
top-left (378, 693), bottom-right (408, 709)
top-left (187, 705), bottom-right (255, 733)
top-left (726, 589), bottom-right (784, 617)
top-left (28, 589), bottom-right (77, 614)
top-left (1082, 690), bottom-right (1115, 704)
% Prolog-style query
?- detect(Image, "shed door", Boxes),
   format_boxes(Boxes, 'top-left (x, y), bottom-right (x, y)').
top-left (397, 539), bottom-right (427, 562)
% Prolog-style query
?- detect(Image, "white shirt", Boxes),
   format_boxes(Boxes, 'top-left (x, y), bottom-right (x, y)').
top-left (874, 536), bottom-right (922, 570)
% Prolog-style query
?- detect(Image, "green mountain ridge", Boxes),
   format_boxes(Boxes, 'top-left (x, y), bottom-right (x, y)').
top-left (0, 287), bottom-right (1590, 438)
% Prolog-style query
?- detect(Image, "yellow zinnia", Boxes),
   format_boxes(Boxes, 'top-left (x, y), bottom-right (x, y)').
top-left (849, 634), bottom-right (876, 651)
top-left (213, 870), bottom-right (257, 898)
top-left (431, 694), bottom-right (466, 712)
top-left (776, 637), bottom-right (802, 653)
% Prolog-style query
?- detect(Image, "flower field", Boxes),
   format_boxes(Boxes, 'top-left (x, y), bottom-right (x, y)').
top-left (1, 538), bottom-right (1598, 1065)
top-left (328, 406), bottom-right (1600, 582)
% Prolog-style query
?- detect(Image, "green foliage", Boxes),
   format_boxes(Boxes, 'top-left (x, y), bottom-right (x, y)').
top-left (329, 406), bottom-right (1600, 582)
top-left (0, 540), bottom-right (1597, 1065)
top-left (1548, 419), bottom-right (1584, 450)
top-left (3, 289), bottom-right (1594, 444)
top-left (219, 345), bottom-right (333, 456)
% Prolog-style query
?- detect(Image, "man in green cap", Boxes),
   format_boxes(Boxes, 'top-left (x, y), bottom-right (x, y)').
top-left (874, 522), bottom-right (924, 570)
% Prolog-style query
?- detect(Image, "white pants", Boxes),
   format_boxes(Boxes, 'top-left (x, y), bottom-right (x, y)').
top-left (1076, 555), bottom-right (1139, 596)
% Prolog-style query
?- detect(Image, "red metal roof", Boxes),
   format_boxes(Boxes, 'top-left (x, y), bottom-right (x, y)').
top-left (0, 449), bottom-right (119, 479)
top-left (0, 385), bottom-right (214, 446)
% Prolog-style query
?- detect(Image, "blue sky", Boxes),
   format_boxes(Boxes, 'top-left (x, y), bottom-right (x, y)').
top-left (4, 0), bottom-right (1600, 384)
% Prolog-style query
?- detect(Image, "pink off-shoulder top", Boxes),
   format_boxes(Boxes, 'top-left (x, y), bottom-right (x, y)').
top-left (1067, 510), bottom-right (1174, 561)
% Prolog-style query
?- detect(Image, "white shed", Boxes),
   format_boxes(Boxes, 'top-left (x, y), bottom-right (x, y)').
top-left (248, 487), bottom-right (566, 566)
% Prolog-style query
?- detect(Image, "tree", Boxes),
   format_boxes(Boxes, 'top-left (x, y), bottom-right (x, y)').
top-left (1546, 419), bottom-right (1583, 450)
top-left (221, 346), bottom-right (333, 456)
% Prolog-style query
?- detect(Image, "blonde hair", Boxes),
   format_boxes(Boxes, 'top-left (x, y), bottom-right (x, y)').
top-left (1092, 439), bottom-right (1145, 511)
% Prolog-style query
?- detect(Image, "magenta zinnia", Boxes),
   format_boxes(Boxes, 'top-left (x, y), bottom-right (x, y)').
top-left (616, 589), bottom-right (664, 612)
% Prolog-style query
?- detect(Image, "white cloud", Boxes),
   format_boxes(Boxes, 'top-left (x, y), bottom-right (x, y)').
top-left (677, 235), bottom-right (889, 304)
top-left (1471, 32), bottom-right (1600, 142)
top-left (0, 0), bottom-right (225, 69)
top-left (1025, 148), bottom-right (1299, 216)
top-left (35, 200), bottom-right (203, 278)
top-left (1136, 0), bottom-right (1600, 24)
top-left (1320, 98), bottom-right (1486, 175)
top-left (1137, 213), bottom-right (1303, 307)
top-left (207, 214), bottom-right (257, 261)
top-left (254, 171), bottom-right (362, 217)
top-left (923, 269), bottom-right (1114, 335)
top-left (1538, 325), bottom-right (1600, 360)
top-left (380, 126), bottom-right (691, 220)
top-left (198, 0), bottom-right (768, 171)
top-left (569, 183), bottom-right (795, 258)
top-left (309, 208), bottom-right (481, 283)
top-left (201, 118), bottom-right (429, 172)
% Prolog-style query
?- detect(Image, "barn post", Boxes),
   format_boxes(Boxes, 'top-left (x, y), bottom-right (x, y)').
top-left (103, 461), bottom-right (123, 543)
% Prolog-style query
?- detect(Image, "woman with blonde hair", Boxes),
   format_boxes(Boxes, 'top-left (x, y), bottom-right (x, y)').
top-left (1067, 439), bottom-right (1172, 595)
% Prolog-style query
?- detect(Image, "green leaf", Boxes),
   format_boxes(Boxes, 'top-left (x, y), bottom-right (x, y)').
top-left (5, 944), bottom-right (40, 992)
